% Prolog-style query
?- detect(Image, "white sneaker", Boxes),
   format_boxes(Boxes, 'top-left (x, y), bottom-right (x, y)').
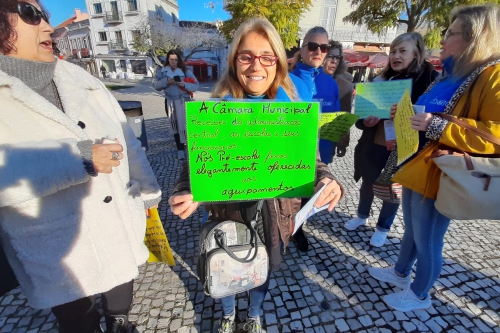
top-left (370, 230), bottom-right (388, 247)
top-left (383, 288), bottom-right (431, 312)
top-left (368, 266), bottom-right (411, 289)
top-left (344, 217), bottom-right (367, 230)
top-left (177, 150), bottom-right (185, 160)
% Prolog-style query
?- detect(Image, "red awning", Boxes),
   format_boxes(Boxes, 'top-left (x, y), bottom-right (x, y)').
top-left (343, 51), bottom-right (370, 64)
top-left (427, 56), bottom-right (442, 67)
top-left (185, 59), bottom-right (209, 66)
top-left (367, 54), bottom-right (388, 69)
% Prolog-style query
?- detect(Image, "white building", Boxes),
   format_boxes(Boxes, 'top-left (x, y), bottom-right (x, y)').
top-left (53, 9), bottom-right (98, 75)
top-left (299, 0), bottom-right (404, 52)
top-left (85, 0), bottom-right (180, 78)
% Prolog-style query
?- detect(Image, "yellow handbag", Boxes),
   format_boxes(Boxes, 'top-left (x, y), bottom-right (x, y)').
top-left (144, 208), bottom-right (175, 266)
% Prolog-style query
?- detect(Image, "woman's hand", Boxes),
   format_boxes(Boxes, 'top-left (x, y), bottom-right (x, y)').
top-left (176, 81), bottom-right (185, 88)
top-left (169, 191), bottom-right (200, 219)
top-left (92, 143), bottom-right (123, 174)
top-left (410, 113), bottom-right (433, 131)
top-left (313, 178), bottom-right (342, 212)
top-left (390, 103), bottom-right (398, 119)
top-left (363, 116), bottom-right (380, 127)
top-left (146, 205), bottom-right (159, 218)
top-left (167, 78), bottom-right (176, 85)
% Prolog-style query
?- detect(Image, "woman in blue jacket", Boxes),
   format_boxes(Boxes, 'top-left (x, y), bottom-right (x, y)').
top-left (289, 27), bottom-right (341, 251)
top-left (290, 26), bottom-right (341, 164)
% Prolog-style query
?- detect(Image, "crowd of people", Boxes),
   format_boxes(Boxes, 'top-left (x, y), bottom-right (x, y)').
top-left (0, 1), bottom-right (499, 333)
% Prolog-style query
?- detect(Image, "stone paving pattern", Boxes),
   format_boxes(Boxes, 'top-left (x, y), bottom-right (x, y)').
top-left (1, 80), bottom-right (499, 333)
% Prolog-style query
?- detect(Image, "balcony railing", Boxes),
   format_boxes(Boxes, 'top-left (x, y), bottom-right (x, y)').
top-left (104, 11), bottom-right (123, 23)
top-left (109, 40), bottom-right (126, 50)
top-left (67, 21), bottom-right (90, 31)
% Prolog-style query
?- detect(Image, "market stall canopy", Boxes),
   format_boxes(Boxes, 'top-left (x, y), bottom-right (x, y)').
top-left (367, 54), bottom-right (388, 69)
top-left (185, 59), bottom-right (210, 66)
top-left (343, 50), bottom-right (371, 67)
top-left (427, 56), bottom-right (442, 68)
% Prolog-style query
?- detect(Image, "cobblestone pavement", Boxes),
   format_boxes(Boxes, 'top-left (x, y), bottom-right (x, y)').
top-left (1, 80), bottom-right (499, 333)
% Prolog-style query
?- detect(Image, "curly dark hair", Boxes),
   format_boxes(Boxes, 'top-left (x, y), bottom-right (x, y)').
top-left (0, 0), bottom-right (44, 55)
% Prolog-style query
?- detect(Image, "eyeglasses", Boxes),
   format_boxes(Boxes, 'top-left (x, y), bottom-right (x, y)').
top-left (325, 55), bottom-right (343, 63)
top-left (303, 42), bottom-right (328, 53)
top-left (14, 2), bottom-right (50, 25)
top-left (441, 29), bottom-right (463, 41)
top-left (236, 53), bottom-right (278, 67)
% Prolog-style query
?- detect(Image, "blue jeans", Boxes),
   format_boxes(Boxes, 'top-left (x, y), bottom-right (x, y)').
top-left (220, 277), bottom-right (270, 318)
top-left (394, 188), bottom-right (451, 298)
top-left (358, 180), bottom-right (400, 232)
top-left (319, 139), bottom-right (337, 164)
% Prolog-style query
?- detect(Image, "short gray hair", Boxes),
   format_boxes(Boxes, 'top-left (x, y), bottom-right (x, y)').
top-left (304, 26), bottom-right (328, 42)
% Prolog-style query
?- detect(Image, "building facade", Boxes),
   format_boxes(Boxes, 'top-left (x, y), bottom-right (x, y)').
top-left (85, 0), bottom-right (180, 78)
top-left (53, 10), bottom-right (98, 75)
top-left (298, 0), bottom-right (404, 52)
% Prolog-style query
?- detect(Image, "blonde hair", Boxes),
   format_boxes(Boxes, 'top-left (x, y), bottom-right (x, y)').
top-left (379, 32), bottom-right (427, 80)
top-left (450, 4), bottom-right (500, 78)
top-left (211, 17), bottom-right (298, 100)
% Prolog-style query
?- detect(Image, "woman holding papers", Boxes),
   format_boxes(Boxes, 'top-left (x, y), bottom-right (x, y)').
top-left (169, 18), bottom-right (343, 333)
top-left (369, 4), bottom-right (500, 312)
top-left (346, 32), bottom-right (438, 248)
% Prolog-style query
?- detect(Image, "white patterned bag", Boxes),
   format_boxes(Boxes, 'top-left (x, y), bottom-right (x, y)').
top-left (197, 201), bottom-right (269, 298)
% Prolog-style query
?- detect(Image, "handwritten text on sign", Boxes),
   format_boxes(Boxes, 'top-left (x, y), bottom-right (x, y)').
top-left (354, 79), bottom-right (412, 119)
top-left (394, 90), bottom-right (419, 165)
top-left (186, 101), bottom-right (319, 202)
top-left (319, 112), bottom-right (360, 142)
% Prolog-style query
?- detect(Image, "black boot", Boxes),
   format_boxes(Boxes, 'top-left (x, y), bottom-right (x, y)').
top-left (293, 226), bottom-right (309, 252)
top-left (105, 315), bottom-right (137, 333)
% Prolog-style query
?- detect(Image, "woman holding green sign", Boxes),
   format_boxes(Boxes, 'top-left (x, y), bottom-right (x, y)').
top-left (169, 17), bottom-right (343, 333)
top-left (347, 32), bottom-right (438, 247)
top-left (369, 4), bottom-right (500, 312)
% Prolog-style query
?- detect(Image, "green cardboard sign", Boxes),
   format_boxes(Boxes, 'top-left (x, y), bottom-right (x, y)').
top-left (186, 101), bottom-right (320, 202)
top-left (319, 112), bottom-right (360, 142)
top-left (354, 79), bottom-right (412, 118)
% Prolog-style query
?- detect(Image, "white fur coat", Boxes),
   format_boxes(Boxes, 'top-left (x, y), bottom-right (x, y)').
top-left (0, 60), bottom-right (161, 309)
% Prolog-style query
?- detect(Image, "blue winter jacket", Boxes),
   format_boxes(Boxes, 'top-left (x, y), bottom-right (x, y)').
top-left (290, 63), bottom-right (341, 163)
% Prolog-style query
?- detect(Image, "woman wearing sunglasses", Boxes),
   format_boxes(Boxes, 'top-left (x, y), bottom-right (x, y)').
top-left (290, 27), bottom-right (341, 165)
top-left (323, 41), bottom-right (355, 157)
top-left (169, 17), bottom-right (343, 333)
top-left (0, 1), bottom-right (161, 332)
top-left (289, 26), bottom-right (341, 252)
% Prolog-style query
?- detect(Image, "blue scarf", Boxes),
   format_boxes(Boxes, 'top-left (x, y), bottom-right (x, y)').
top-left (415, 57), bottom-right (466, 113)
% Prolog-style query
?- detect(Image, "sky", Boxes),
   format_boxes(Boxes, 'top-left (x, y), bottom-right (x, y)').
top-left (43, 0), bottom-right (230, 28)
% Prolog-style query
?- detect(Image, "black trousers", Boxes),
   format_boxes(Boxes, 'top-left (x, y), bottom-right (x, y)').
top-left (52, 280), bottom-right (134, 333)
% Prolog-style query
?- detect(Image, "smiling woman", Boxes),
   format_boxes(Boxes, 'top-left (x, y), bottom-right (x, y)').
top-left (169, 17), bottom-right (343, 333)
top-left (0, 1), bottom-right (162, 332)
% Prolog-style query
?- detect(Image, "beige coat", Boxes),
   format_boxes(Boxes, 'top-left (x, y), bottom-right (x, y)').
top-left (0, 60), bottom-right (161, 309)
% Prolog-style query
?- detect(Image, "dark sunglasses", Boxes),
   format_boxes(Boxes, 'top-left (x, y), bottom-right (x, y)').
top-left (326, 55), bottom-right (343, 62)
top-left (15, 2), bottom-right (50, 25)
top-left (303, 42), bottom-right (328, 53)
